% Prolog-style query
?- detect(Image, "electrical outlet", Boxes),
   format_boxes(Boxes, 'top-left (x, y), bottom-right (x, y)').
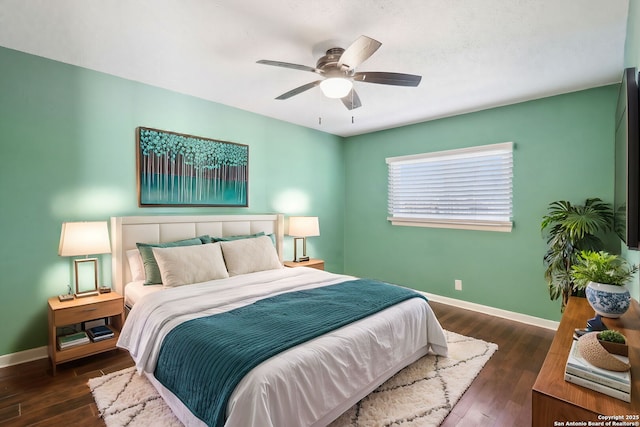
top-left (455, 279), bottom-right (462, 291)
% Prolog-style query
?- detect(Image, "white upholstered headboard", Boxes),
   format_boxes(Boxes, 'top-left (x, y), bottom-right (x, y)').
top-left (110, 214), bottom-right (284, 295)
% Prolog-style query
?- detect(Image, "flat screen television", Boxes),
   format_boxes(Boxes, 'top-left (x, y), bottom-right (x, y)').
top-left (614, 67), bottom-right (640, 249)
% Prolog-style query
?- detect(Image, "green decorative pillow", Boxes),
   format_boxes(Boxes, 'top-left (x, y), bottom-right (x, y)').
top-left (198, 235), bottom-right (213, 244)
top-left (137, 237), bottom-right (203, 285)
top-left (211, 231), bottom-right (265, 242)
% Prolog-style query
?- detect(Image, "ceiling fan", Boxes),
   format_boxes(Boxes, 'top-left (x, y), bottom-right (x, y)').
top-left (257, 35), bottom-right (422, 110)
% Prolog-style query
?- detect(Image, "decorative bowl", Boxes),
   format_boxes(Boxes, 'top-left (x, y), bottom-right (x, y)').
top-left (578, 332), bottom-right (630, 372)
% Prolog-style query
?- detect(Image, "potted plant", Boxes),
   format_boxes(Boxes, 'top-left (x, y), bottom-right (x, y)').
top-left (597, 330), bottom-right (628, 357)
top-left (571, 250), bottom-right (638, 318)
top-left (541, 198), bottom-right (614, 311)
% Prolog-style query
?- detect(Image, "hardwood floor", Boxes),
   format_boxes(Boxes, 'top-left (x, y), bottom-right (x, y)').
top-left (0, 350), bottom-right (134, 427)
top-left (431, 302), bottom-right (555, 426)
top-left (0, 301), bottom-right (554, 427)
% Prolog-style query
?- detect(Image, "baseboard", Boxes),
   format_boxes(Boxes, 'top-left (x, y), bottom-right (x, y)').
top-left (422, 292), bottom-right (559, 331)
top-left (0, 346), bottom-right (48, 369)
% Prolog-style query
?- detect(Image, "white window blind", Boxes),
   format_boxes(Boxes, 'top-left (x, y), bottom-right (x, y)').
top-left (386, 142), bottom-right (513, 232)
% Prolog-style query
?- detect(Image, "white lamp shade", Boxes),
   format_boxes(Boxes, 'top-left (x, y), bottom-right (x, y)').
top-left (320, 78), bottom-right (353, 99)
top-left (58, 221), bottom-right (111, 256)
top-left (288, 216), bottom-right (320, 237)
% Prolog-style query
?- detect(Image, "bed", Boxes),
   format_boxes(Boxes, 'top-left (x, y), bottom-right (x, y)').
top-left (112, 214), bottom-right (448, 427)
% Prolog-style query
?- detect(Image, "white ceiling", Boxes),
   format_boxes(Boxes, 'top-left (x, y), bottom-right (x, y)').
top-left (0, 0), bottom-right (630, 137)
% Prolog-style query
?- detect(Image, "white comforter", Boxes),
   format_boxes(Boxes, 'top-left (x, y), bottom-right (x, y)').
top-left (118, 267), bottom-right (448, 427)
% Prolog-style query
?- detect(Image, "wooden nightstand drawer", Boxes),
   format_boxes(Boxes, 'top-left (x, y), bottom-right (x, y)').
top-left (54, 298), bottom-right (122, 325)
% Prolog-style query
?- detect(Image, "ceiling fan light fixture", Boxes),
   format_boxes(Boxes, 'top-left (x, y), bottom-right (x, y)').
top-left (257, 35), bottom-right (421, 110)
top-left (320, 77), bottom-right (353, 99)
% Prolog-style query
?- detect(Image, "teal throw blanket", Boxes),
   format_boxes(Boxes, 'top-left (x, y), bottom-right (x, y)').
top-left (154, 278), bottom-right (426, 427)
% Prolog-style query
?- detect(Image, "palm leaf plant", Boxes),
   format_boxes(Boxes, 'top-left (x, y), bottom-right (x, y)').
top-left (541, 198), bottom-right (614, 310)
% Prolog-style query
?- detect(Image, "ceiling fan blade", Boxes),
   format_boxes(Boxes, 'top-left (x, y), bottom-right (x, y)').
top-left (341, 89), bottom-right (362, 110)
top-left (275, 81), bottom-right (321, 100)
top-left (257, 60), bottom-right (320, 74)
top-left (353, 71), bottom-right (422, 87)
top-left (337, 35), bottom-right (382, 70)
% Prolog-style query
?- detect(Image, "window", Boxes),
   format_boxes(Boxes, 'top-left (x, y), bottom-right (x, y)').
top-left (386, 142), bottom-right (513, 232)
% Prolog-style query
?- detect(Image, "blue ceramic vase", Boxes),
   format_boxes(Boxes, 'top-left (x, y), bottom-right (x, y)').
top-left (585, 281), bottom-right (631, 318)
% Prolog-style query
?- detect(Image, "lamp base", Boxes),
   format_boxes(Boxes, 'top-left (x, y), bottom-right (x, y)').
top-left (294, 256), bottom-right (310, 262)
top-left (58, 294), bottom-right (74, 302)
top-left (75, 290), bottom-right (99, 298)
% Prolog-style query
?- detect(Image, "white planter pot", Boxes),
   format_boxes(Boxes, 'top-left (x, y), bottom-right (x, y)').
top-left (585, 281), bottom-right (631, 318)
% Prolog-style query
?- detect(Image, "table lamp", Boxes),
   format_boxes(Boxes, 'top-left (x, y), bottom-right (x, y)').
top-left (58, 221), bottom-right (111, 298)
top-left (288, 216), bottom-right (320, 262)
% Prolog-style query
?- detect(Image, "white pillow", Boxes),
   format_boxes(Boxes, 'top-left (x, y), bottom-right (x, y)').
top-left (126, 249), bottom-right (145, 282)
top-left (151, 243), bottom-right (229, 287)
top-left (220, 235), bottom-right (283, 276)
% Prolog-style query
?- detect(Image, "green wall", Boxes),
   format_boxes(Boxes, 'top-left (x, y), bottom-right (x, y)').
top-left (343, 86), bottom-right (617, 322)
top-left (0, 46), bottom-right (344, 357)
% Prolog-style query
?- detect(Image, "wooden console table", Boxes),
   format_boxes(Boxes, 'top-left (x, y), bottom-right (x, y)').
top-left (532, 297), bottom-right (640, 426)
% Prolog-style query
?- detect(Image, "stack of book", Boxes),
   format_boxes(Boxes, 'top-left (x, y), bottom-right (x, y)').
top-left (564, 339), bottom-right (631, 402)
top-left (86, 325), bottom-right (114, 342)
top-left (57, 331), bottom-right (90, 350)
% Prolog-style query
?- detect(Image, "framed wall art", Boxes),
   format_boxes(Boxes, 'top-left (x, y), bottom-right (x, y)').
top-left (137, 127), bottom-right (249, 207)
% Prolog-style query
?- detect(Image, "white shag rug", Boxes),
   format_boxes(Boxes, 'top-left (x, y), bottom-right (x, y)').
top-left (89, 331), bottom-right (497, 427)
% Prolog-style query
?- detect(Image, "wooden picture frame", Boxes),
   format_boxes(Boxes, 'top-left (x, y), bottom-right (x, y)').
top-left (137, 127), bottom-right (249, 207)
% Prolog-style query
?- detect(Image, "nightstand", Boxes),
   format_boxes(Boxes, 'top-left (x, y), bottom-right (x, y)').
top-left (47, 292), bottom-right (124, 375)
top-left (283, 259), bottom-right (324, 270)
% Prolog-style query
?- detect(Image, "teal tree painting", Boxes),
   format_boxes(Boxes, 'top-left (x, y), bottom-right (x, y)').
top-left (137, 127), bottom-right (248, 206)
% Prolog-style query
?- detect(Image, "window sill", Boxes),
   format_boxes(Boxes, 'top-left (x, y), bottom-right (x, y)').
top-left (387, 217), bottom-right (513, 233)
